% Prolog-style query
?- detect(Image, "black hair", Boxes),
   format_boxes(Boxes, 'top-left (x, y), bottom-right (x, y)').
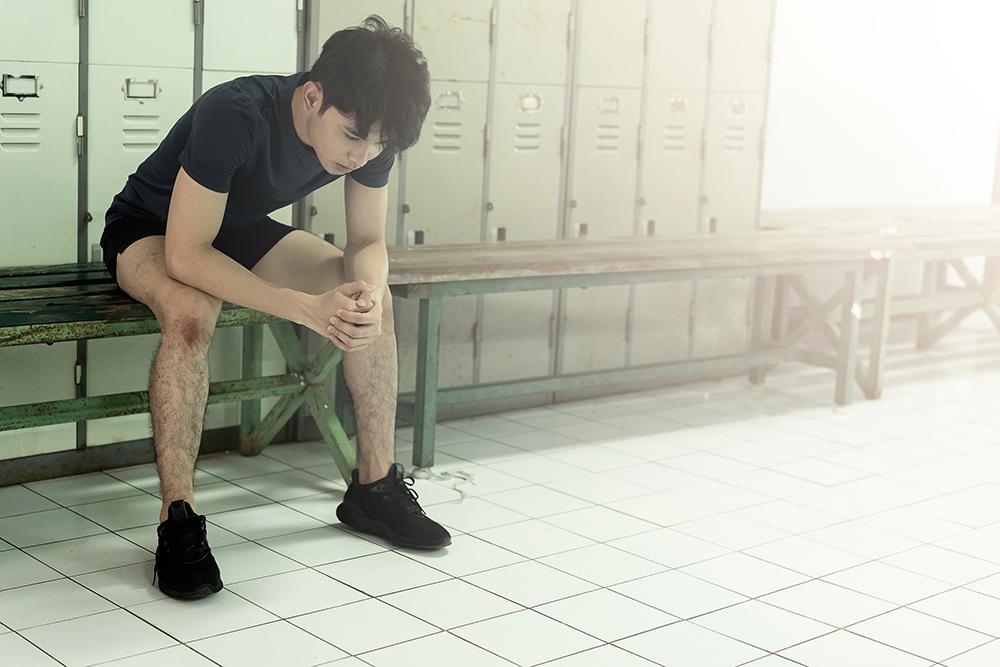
top-left (308, 15), bottom-right (430, 154)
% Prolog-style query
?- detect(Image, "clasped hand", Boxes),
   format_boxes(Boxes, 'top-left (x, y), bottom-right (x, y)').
top-left (305, 280), bottom-right (383, 352)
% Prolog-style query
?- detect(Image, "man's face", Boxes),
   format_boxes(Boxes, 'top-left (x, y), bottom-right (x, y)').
top-left (305, 86), bottom-right (387, 176)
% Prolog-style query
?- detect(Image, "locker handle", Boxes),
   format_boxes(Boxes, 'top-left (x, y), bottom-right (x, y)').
top-left (436, 91), bottom-right (462, 111)
top-left (519, 93), bottom-right (542, 113)
top-left (490, 226), bottom-right (506, 242)
top-left (599, 96), bottom-right (621, 113)
top-left (2, 74), bottom-right (39, 99)
top-left (407, 229), bottom-right (425, 245)
top-left (125, 79), bottom-right (158, 100)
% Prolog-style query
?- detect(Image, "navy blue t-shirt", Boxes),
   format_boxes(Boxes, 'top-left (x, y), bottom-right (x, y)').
top-left (105, 71), bottom-right (394, 227)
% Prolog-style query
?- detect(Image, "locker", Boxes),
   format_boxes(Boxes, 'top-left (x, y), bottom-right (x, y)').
top-left (315, 0), bottom-right (406, 39)
top-left (0, 62), bottom-right (78, 267)
top-left (397, 81), bottom-right (487, 390)
top-left (495, 0), bottom-right (571, 86)
top-left (0, 0), bottom-right (78, 64)
top-left (0, 344), bottom-right (77, 460)
top-left (87, 65), bottom-right (194, 254)
top-left (646, 0), bottom-right (712, 91)
top-left (413, 0), bottom-right (492, 83)
top-left (709, 0), bottom-right (774, 93)
top-left (630, 282), bottom-right (693, 366)
top-left (575, 0), bottom-right (646, 89)
top-left (310, 164), bottom-right (401, 248)
top-left (203, 0), bottom-right (299, 75)
top-left (89, 0), bottom-right (194, 69)
top-left (560, 87), bottom-right (641, 373)
top-left (479, 83), bottom-right (565, 382)
top-left (691, 92), bottom-right (766, 358)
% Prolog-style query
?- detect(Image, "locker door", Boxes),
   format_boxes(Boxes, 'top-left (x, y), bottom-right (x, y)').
top-left (646, 0), bottom-right (712, 90)
top-left (709, 0), bottom-right (774, 93)
top-left (397, 82), bottom-right (487, 391)
top-left (692, 92), bottom-right (766, 358)
top-left (89, 0), bottom-right (194, 68)
top-left (561, 87), bottom-right (641, 373)
top-left (413, 0), bottom-right (492, 82)
top-left (495, 0), bottom-right (571, 86)
top-left (0, 63), bottom-right (78, 267)
top-left (316, 0), bottom-right (406, 38)
top-left (576, 0), bottom-right (646, 89)
top-left (479, 83), bottom-right (565, 382)
top-left (203, 0), bottom-right (299, 74)
top-left (1, 0), bottom-right (78, 64)
top-left (0, 343), bottom-right (77, 460)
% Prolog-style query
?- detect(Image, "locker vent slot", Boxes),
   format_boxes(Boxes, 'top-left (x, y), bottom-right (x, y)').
top-left (432, 120), bottom-right (461, 153)
top-left (514, 122), bottom-right (541, 152)
top-left (724, 125), bottom-right (746, 152)
top-left (0, 112), bottom-right (41, 151)
top-left (595, 124), bottom-right (620, 153)
top-left (122, 114), bottom-right (162, 151)
top-left (663, 124), bottom-right (685, 152)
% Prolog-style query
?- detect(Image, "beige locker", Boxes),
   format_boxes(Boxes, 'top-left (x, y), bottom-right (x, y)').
top-left (479, 83), bottom-right (565, 382)
top-left (203, 0), bottom-right (299, 75)
top-left (0, 344), bottom-right (77, 460)
top-left (709, 0), bottom-right (774, 93)
top-left (315, 0), bottom-right (406, 38)
top-left (89, 0), bottom-right (194, 68)
top-left (0, 63), bottom-right (78, 267)
top-left (561, 87), bottom-right (641, 373)
top-left (575, 0), bottom-right (646, 89)
top-left (413, 0), bottom-right (493, 82)
top-left (0, 0), bottom-right (78, 64)
top-left (310, 164), bottom-right (401, 247)
top-left (646, 0), bottom-right (712, 90)
top-left (495, 0), bottom-right (571, 86)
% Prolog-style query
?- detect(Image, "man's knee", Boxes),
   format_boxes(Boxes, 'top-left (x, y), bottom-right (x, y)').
top-left (157, 288), bottom-right (222, 349)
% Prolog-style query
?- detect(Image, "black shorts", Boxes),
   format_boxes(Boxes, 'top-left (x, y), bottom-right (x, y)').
top-left (99, 215), bottom-right (298, 286)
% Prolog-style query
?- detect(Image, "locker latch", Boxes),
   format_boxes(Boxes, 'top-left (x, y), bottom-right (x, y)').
top-left (519, 93), bottom-right (542, 113)
top-left (125, 79), bottom-right (159, 100)
top-left (436, 91), bottom-right (462, 111)
top-left (1, 74), bottom-right (40, 99)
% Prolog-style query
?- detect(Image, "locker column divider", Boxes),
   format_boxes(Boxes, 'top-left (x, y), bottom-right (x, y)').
top-left (396, 0), bottom-right (414, 247)
top-left (193, 0), bottom-right (204, 98)
top-left (472, 1), bottom-right (500, 386)
top-left (76, 0), bottom-right (90, 451)
top-left (753, 0), bottom-right (777, 232)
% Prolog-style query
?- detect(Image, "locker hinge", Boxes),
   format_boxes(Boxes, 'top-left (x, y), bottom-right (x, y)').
top-left (193, 0), bottom-right (203, 26)
top-left (76, 115), bottom-right (85, 156)
top-left (296, 0), bottom-right (305, 32)
top-left (488, 6), bottom-right (497, 46)
top-left (404, 0), bottom-right (412, 31)
top-left (79, 0), bottom-right (87, 19)
top-left (483, 124), bottom-right (491, 159)
top-left (566, 12), bottom-right (575, 50)
top-left (74, 362), bottom-right (83, 386)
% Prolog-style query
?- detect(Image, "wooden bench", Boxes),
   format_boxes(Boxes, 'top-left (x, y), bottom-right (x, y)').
top-left (0, 262), bottom-right (356, 485)
top-left (382, 234), bottom-right (888, 469)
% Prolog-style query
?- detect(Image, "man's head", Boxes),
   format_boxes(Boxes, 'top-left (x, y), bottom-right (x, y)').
top-left (301, 15), bottom-right (430, 175)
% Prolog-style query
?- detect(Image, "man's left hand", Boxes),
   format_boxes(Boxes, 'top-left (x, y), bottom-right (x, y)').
top-left (327, 286), bottom-right (383, 351)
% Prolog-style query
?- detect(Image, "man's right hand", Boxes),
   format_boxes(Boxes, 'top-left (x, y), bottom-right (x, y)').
top-left (299, 280), bottom-right (373, 350)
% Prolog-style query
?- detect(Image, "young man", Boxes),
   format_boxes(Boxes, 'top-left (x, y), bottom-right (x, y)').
top-left (99, 16), bottom-right (450, 600)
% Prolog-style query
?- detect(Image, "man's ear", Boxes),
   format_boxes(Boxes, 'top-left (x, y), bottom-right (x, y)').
top-left (304, 81), bottom-right (323, 112)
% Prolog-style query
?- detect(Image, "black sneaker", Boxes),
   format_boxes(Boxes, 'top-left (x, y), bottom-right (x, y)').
top-left (336, 463), bottom-right (452, 550)
top-left (153, 500), bottom-right (223, 600)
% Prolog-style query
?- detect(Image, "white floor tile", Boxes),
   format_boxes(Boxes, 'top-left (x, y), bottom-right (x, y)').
top-left (189, 620), bottom-right (347, 666)
top-left (473, 519), bottom-right (594, 558)
top-left (317, 551), bottom-right (450, 597)
top-left (545, 444), bottom-right (648, 472)
top-left (0, 578), bottom-right (116, 630)
top-left (290, 598), bottom-right (437, 654)
top-left (0, 550), bottom-right (61, 591)
top-left (540, 644), bottom-right (661, 666)
top-left (824, 561), bottom-right (954, 605)
top-left (73, 562), bottom-right (164, 608)
top-left (99, 644), bottom-right (222, 666)
top-left (542, 505), bottom-right (660, 542)
top-left (229, 568), bottom-right (366, 617)
top-left (72, 494), bottom-right (166, 531)
top-left (359, 631), bottom-right (516, 667)
top-left (452, 609), bottom-right (602, 666)
top-left (536, 589), bottom-right (676, 642)
top-left (606, 490), bottom-right (718, 526)
top-left (21, 609), bottom-right (176, 667)
top-left (209, 503), bottom-right (326, 541)
top-left (463, 560), bottom-right (598, 607)
top-left (381, 578), bottom-right (522, 629)
top-left (781, 630), bottom-right (933, 667)
top-left (539, 543), bottom-right (666, 587)
top-left (424, 496), bottom-right (529, 533)
top-left (195, 451), bottom-right (294, 480)
top-left (733, 500), bottom-right (842, 534)
top-left (486, 456), bottom-right (591, 484)
top-left (850, 608), bottom-right (993, 663)
top-left (106, 463), bottom-right (221, 495)
top-left (615, 621), bottom-right (766, 667)
top-left (543, 472), bottom-right (652, 505)
top-left (608, 527), bottom-right (729, 568)
top-left (695, 600), bottom-right (835, 652)
top-left (745, 535), bottom-right (869, 577)
top-left (185, 481), bottom-right (272, 516)
top-left (945, 639), bottom-right (1000, 667)
top-left (881, 545), bottom-right (1000, 586)
top-left (0, 632), bottom-right (63, 666)
top-left (261, 440), bottom-right (339, 468)
top-left (482, 485), bottom-right (591, 518)
top-left (212, 541), bottom-right (302, 584)
top-left (681, 553), bottom-right (810, 598)
top-left (760, 579), bottom-right (895, 628)
top-left (911, 588), bottom-right (1000, 637)
top-left (26, 532), bottom-right (152, 576)
top-left (0, 508), bottom-right (106, 549)
top-left (673, 513), bottom-right (789, 551)
top-left (606, 462), bottom-right (705, 492)
top-left (613, 569), bottom-right (748, 619)
top-left (128, 589), bottom-right (277, 642)
top-left (399, 533), bottom-right (525, 577)
top-left (230, 470), bottom-right (342, 502)
top-left (0, 485), bottom-right (58, 518)
top-left (257, 526), bottom-right (386, 567)
top-left (26, 472), bottom-right (144, 506)
top-left (805, 521), bottom-right (918, 560)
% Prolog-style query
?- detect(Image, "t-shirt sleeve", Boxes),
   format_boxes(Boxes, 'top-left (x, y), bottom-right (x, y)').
top-left (349, 148), bottom-right (395, 188)
top-left (178, 89), bottom-right (255, 193)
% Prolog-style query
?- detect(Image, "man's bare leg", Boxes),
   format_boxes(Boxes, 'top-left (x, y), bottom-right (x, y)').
top-left (342, 289), bottom-right (397, 484)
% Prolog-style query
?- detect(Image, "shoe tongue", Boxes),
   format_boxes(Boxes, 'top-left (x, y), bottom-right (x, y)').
top-left (167, 500), bottom-right (194, 522)
top-left (388, 463), bottom-right (404, 481)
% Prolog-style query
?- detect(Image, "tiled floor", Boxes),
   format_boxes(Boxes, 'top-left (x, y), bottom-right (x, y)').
top-left (4, 330), bottom-right (1000, 665)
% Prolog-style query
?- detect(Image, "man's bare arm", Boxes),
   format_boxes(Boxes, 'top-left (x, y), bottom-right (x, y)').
top-left (343, 175), bottom-right (390, 297)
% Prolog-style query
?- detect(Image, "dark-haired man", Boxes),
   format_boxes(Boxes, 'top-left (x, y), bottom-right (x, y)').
top-left (99, 16), bottom-right (450, 600)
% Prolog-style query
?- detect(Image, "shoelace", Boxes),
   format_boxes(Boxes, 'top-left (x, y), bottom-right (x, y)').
top-left (161, 516), bottom-right (211, 563)
top-left (386, 474), bottom-right (427, 516)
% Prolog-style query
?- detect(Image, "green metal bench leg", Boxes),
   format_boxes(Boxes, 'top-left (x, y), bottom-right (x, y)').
top-left (239, 324), bottom-right (264, 453)
top-left (749, 275), bottom-right (776, 385)
top-left (865, 258), bottom-right (894, 400)
top-left (334, 363), bottom-right (356, 439)
top-left (241, 392), bottom-right (307, 456)
top-left (304, 384), bottom-right (357, 483)
top-left (834, 268), bottom-right (862, 406)
top-left (413, 296), bottom-right (442, 469)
